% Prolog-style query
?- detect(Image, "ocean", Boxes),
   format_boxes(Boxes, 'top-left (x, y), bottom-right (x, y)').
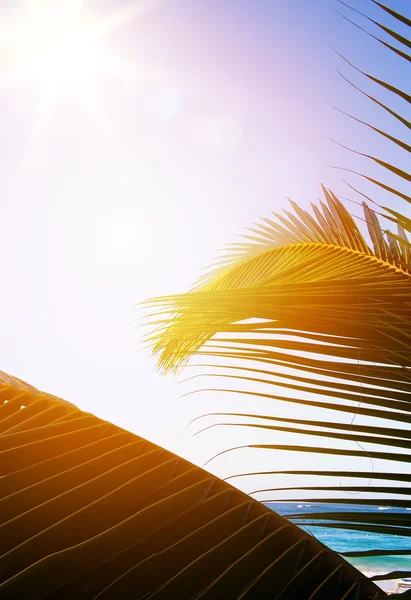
top-left (267, 502), bottom-right (411, 595)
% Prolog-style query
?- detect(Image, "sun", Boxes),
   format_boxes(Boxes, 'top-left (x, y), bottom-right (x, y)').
top-left (5, 2), bottom-right (103, 88)
top-left (0, 0), bottom-right (157, 136)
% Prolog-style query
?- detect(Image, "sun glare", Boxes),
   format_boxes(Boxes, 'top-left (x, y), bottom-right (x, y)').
top-left (0, 0), bottom-right (157, 135)
top-left (10, 3), bottom-right (101, 86)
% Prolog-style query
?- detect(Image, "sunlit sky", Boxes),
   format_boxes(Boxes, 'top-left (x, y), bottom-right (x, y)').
top-left (0, 0), bottom-right (409, 496)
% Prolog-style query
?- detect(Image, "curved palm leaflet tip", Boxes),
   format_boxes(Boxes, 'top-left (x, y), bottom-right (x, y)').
top-left (145, 0), bottom-right (411, 576)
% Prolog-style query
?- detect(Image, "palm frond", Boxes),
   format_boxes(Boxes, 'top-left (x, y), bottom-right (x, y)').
top-left (0, 371), bottom-right (383, 599)
top-left (145, 0), bottom-right (411, 562)
top-left (145, 194), bottom-right (411, 538)
top-left (142, 0), bottom-right (411, 584)
top-left (191, 189), bottom-right (410, 293)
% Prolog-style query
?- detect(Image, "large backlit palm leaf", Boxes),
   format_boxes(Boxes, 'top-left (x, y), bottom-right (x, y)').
top-left (145, 0), bottom-right (411, 580)
top-left (0, 372), bottom-right (384, 599)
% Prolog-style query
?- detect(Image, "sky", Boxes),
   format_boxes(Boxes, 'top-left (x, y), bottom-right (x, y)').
top-left (0, 0), bottom-right (409, 496)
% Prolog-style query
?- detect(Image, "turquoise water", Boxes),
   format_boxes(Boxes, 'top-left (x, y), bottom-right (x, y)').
top-left (267, 502), bottom-right (411, 594)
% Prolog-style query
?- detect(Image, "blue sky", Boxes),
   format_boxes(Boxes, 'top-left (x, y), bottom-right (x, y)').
top-left (0, 0), bottom-right (409, 492)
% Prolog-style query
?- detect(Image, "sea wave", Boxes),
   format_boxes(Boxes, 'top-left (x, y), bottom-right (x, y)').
top-left (268, 501), bottom-right (411, 593)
